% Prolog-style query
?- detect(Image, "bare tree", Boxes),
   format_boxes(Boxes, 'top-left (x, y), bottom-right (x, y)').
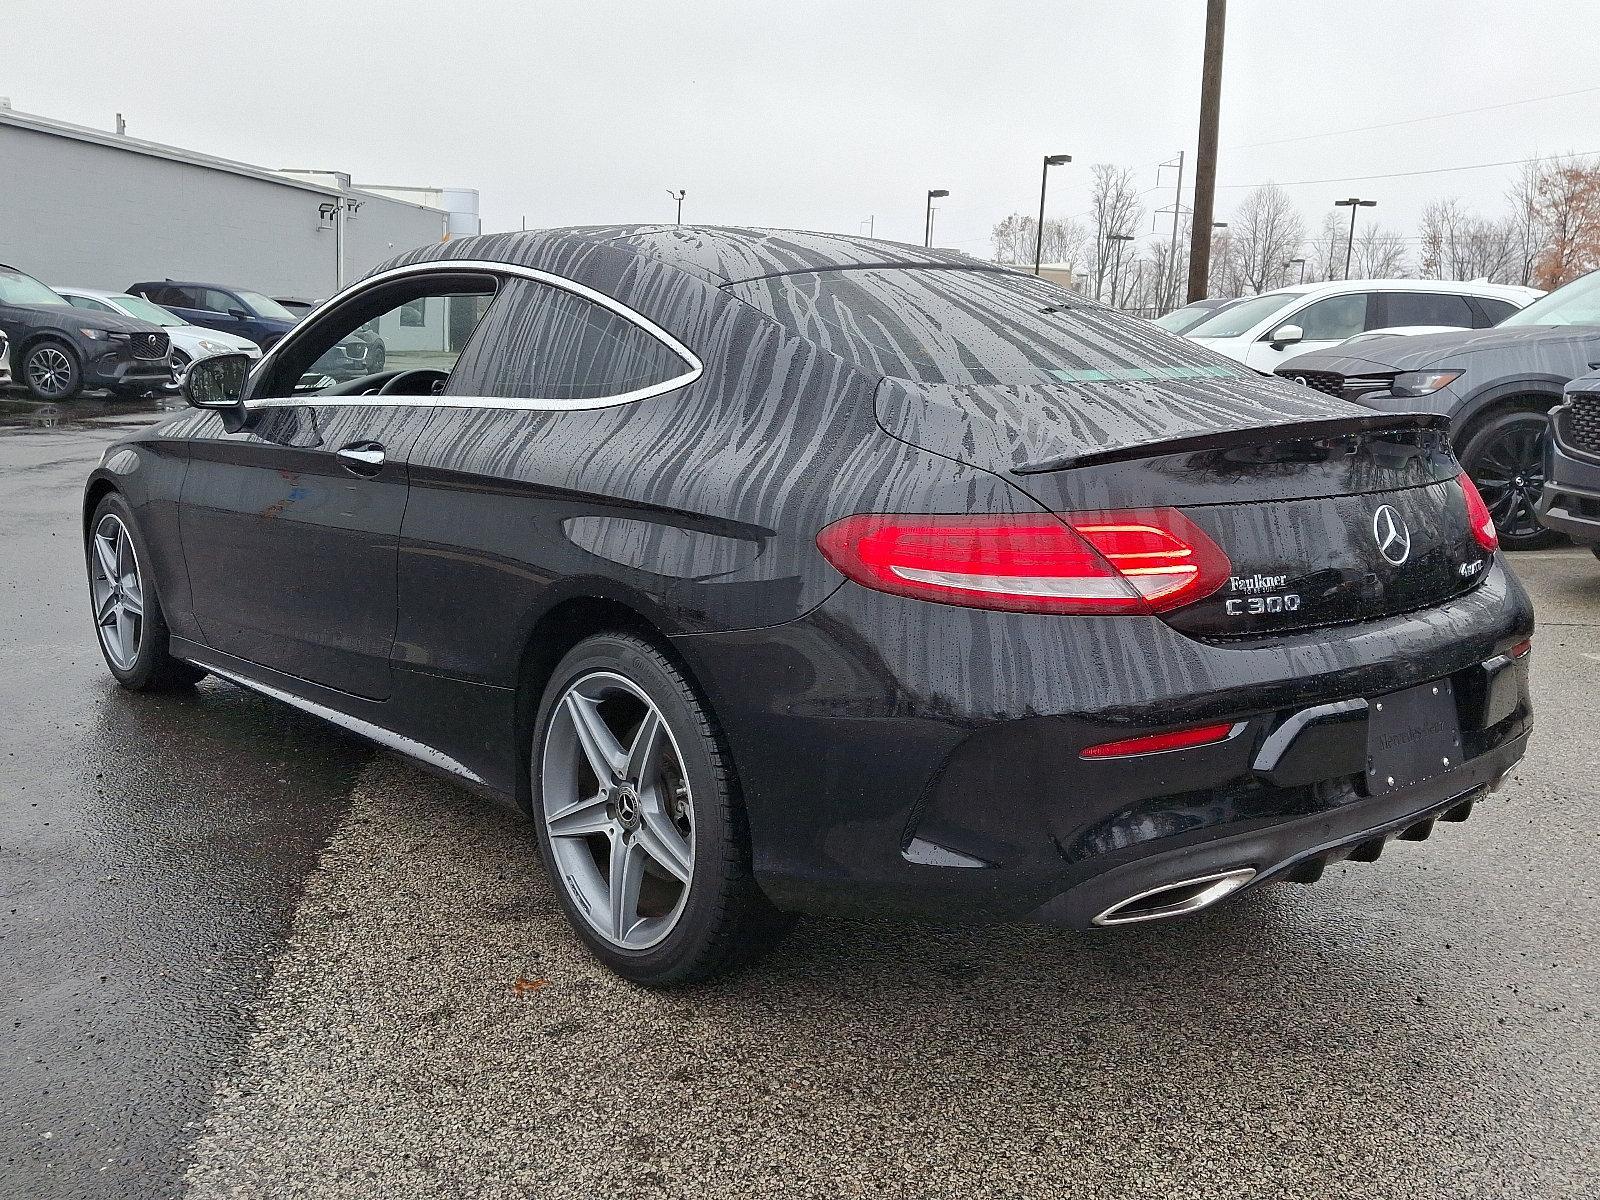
top-left (1307, 211), bottom-right (1346, 283)
top-left (1087, 164), bottom-right (1143, 302)
top-left (1228, 185), bottom-right (1306, 294)
top-left (1418, 200), bottom-right (1519, 281)
top-left (989, 213), bottom-right (1088, 272)
top-left (1506, 159), bottom-right (1549, 287)
top-left (1350, 224), bottom-right (1411, 278)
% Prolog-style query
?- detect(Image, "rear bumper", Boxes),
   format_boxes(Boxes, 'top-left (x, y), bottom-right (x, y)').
top-left (672, 558), bottom-right (1534, 928)
top-left (1537, 435), bottom-right (1600, 545)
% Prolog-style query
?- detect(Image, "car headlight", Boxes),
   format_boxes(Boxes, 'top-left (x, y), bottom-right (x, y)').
top-left (1391, 369), bottom-right (1463, 397)
top-left (79, 327), bottom-right (106, 340)
top-left (196, 339), bottom-right (227, 353)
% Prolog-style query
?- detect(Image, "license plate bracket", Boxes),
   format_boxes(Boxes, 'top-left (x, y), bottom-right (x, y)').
top-left (1366, 678), bottom-right (1462, 795)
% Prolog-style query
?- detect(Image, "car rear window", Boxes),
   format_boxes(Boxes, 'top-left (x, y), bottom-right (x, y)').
top-left (727, 267), bottom-right (1252, 387)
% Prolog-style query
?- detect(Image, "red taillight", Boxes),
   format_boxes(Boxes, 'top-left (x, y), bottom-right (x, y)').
top-left (815, 508), bottom-right (1231, 616)
top-left (1459, 473), bottom-right (1499, 552)
top-left (1080, 722), bottom-right (1239, 760)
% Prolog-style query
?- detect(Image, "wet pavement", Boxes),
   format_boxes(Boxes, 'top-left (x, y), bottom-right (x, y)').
top-left (2, 393), bottom-right (1597, 1199)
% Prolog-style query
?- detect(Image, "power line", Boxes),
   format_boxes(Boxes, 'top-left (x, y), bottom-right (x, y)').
top-left (1215, 146), bottom-right (1600, 191)
top-left (1228, 85), bottom-right (1600, 153)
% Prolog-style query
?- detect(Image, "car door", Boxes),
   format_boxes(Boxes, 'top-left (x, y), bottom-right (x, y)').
top-left (1245, 292), bottom-right (1371, 371)
top-left (177, 269), bottom-right (501, 699)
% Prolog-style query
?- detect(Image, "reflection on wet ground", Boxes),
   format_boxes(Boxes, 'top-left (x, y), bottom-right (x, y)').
top-left (0, 387), bottom-right (183, 433)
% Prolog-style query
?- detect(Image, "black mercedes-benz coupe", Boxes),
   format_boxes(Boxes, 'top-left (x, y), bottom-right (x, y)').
top-left (82, 227), bottom-right (1534, 985)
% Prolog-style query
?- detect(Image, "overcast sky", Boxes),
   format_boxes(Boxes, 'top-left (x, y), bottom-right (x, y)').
top-left (8, 0), bottom-right (1599, 258)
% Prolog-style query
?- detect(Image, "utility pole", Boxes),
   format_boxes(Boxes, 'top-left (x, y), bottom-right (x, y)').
top-left (1335, 197), bottom-right (1376, 279)
top-left (925, 189), bottom-right (949, 247)
top-left (1108, 232), bottom-right (1134, 307)
top-left (1033, 154), bottom-right (1072, 275)
top-left (1155, 150), bottom-right (1186, 310)
top-left (1185, 0), bottom-right (1227, 303)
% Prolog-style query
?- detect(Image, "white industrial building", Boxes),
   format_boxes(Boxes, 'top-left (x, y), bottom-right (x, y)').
top-left (0, 102), bottom-right (481, 301)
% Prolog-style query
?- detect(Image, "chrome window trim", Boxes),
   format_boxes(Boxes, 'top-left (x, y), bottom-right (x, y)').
top-left (244, 258), bottom-right (704, 412)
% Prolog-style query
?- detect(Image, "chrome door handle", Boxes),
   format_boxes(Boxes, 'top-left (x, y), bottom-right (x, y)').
top-left (336, 442), bottom-right (385, 475)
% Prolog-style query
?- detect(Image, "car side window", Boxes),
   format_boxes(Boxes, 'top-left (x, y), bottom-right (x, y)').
top-left (67, 296), bottom-right (118, 314)
top-left (1383, 292), bottom-right (1474, 329)
top-left (1290, 293), bottom-right (1368, 341)
top-left (250, 274), bottom-right (499, 399)
top-left (199, 289), bottom-right (238, 314)
top-left (446, 276), bottom-right (691, 401)
top-left (1477, 297), bottom-right (1518, 326)
top-left (154, 286), bottom-right (196, 308)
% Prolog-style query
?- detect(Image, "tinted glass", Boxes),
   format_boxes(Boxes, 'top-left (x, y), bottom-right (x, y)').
top-left (731, 268), bottom-right (1251, 386)
top-left (1294, 293), bottom-right (1368, 341)
top-left (1186, 292), bottom-right (1300, 338)
top-left (448, 277), bottom-right (691, 400)
top-left (1477, 298), bottom-right (1518, 326)
top-left (1383, 292), bottom-right (1474, 329)
top-left (1502, 270), bottom-right (1600, 327)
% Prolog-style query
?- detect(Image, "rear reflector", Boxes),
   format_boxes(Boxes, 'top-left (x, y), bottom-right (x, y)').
top-left (1459, 473), bottom-right (1499, 552)
top-left (815, 508), bottom-right (1231, 616)
top-left (1080, 722), bottom-right (1240, 760)
top-left (1510, 638), bottom-right (1532, 659)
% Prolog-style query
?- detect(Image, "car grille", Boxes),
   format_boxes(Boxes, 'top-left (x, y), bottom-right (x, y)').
top-left (1278, 369), bottom-right (1344, 398)
top-left (130, 331), bottom-right (170, 360)
top-left (1557, 393), bottom-right (1600, 459)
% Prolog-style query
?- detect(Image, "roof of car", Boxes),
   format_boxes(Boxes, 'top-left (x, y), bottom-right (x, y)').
top-left (379, 225), bottom-right (1002, 289)
top-left (129, 280), bottom-right (242, 291)
top-left (1250, 278), bottom-right (1539, 302)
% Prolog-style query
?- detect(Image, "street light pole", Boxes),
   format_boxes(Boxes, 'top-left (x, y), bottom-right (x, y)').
top-left (925, 189), bottom-right (949, 248)
top-left (1108, 232), bottom-right (1134, 307)
top-left (667, 189), bottom-right (686, 225)
top-left (1334, 197), bottom-right (1376, 280)
top-left (1289, 256), bottom-right (1306, 285)
top-left (1033, 154), bottom-right (1071, 275)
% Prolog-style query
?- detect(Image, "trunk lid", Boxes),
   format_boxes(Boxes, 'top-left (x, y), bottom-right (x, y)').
top-left (876, 376), bottom-right (1491, 637)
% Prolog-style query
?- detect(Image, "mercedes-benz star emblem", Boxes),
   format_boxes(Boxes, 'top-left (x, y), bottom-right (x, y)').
top-left (1372, 504), bottom-right (1411, 566)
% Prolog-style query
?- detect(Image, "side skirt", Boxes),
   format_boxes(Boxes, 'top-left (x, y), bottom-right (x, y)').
top-left (171, 637), bottom-right (522, 812)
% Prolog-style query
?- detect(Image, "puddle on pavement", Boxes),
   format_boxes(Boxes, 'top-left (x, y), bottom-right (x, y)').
top-left (0, 387), bottom-right (182, 433)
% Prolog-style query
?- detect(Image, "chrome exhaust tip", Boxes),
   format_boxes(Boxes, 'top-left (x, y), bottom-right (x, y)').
top-left (1091, 867), bottom-right (1257, 927)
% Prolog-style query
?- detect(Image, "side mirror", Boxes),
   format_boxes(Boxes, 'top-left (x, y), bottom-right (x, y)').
top-left (1269, 323), bottom-right (1304, 348)
top-left (182, 353), bottom-right (251, 411)
top-left (228, 308), bottom-right (252, 321)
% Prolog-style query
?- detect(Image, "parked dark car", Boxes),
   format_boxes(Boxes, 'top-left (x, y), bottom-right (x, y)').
top-left (1537, 368), bottom-right (1600, 560)
top-left (125, 280), bottom-right (300, 352)
top-left (275, 296), bottom-right (386, 373)
top-left (83, 228), bottom-right (1533, 986)
top-left (0, 264), bottom-right (171, 400)
top-left (1276, 269), bottom-right (1600, 549)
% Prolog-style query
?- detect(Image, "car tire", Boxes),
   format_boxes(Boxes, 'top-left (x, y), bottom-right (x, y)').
top-left (1458, 407), bottom-right (1562, 550)
top-left (22, 340), bottom-right (83, 401)
top-left (86, 493), bottom-right (207, 691)
top-left (530, 632), bottom-right (791, 986)
top-left (168, 349), bottom-right (191, 382)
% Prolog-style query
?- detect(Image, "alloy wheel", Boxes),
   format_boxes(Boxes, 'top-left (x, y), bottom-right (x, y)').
top-left (540, 671), bottom-right (695, 950)
top-left (1469, 417), bottom-right (1548, 543)
top-left (27, 346), bottom-right (74, 398)
top-left (89, 513), bottom-right (144, 671)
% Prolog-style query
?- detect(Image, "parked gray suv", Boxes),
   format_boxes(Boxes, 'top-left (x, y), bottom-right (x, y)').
top-left (1277, 269), bottom-right (1600, 548)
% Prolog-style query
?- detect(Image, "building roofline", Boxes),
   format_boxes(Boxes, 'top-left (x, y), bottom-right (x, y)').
top-left (0, 107), bottom-right (450, 218)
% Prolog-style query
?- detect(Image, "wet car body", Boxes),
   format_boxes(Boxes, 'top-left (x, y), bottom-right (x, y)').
top-left (0, 264), bottom-right (172, 399)
top-left (83, 228), bottom-right (1533, 969)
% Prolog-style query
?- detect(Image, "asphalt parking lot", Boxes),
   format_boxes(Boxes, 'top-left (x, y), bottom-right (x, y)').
top-left (2, 396), bottom-right (1597, 1200)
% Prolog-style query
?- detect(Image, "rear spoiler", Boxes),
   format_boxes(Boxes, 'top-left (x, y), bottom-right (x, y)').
top-left (1013, 411), bottom-right (1452, 475)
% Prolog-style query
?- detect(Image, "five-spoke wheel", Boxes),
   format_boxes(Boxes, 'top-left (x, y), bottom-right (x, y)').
top-left (90, 513), bottom-right (144, 671)
top-left (541, 671), bottom-right (696, 950)
top-left (531, 633), bottom-right (790, 985)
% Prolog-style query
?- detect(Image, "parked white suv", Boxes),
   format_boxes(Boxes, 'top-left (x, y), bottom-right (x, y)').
top-left (1184, 278), bottom-right (1541, 373)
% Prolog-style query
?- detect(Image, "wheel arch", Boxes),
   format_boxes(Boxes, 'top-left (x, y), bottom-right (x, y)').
top-left (509, 589), bottom-right (725, 813)
top-left (19, 329), bottom-right (82, 359)
top-left (1453, 377), bottom-right (1567, 442)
